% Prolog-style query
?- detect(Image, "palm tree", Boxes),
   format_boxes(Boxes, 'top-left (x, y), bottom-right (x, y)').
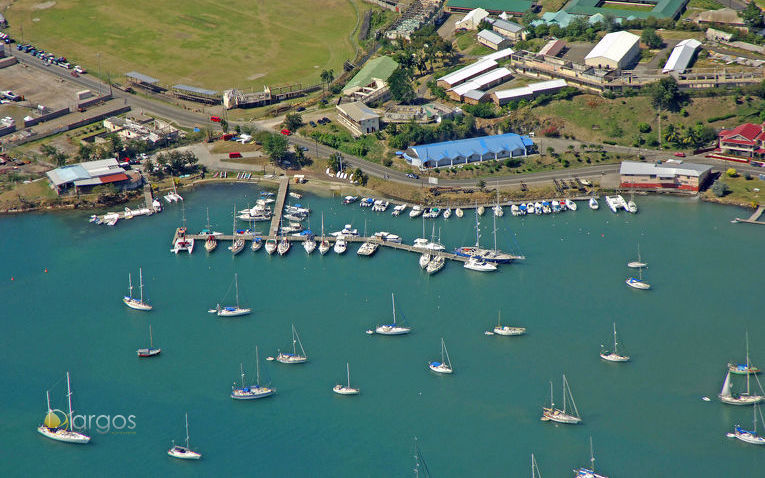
top-left (320, 69), bottom-right (335, 91)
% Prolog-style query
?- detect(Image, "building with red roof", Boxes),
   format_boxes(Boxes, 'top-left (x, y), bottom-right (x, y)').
top-left (717, 122), bottom-right (765, 161)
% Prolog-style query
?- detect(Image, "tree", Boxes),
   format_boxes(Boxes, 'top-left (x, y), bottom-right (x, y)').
top-left (637, 122), bottom-right (651, 134)
top-left (477, 179), bottom-right (486, 190)
top-left (109, 134), bottom-right (124, 156)
top-left (53, 152), bottom-right (67, 166)
top-left (641, 28), bottom-right (663, 49)
top-left (649, 77), bottom-right (686, 112)
top-left (327, 152), bottom-right (343, 173)
top-left (712, 180), bottom-right (730, 197)
top-left (39, 144), bottom-right (57, 158)
top-left (220, 119), bottom-right (229, 134)
top-left (742, 2), bottom-right (763, 29)
top-left (263, 133), bottom-right (289, 164)
top-left (284, 113), bottom-right (303, 132)
top-left (388, 67), bottom-right (416, 104)
top-left (78, 143), bottom-right (94, 161)
top-left (320, 69), bottom-right (335, 90)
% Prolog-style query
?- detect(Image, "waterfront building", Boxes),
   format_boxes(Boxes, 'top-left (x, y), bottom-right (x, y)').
top-left (717, 122), bottom-right (765, 162)
top-left (46, 158), bottom-right (140, 195)
top-left (335, 102), bottom-right (381, 136)
top-left (402, 132), bottom-right (535, 169)
top-left (619, 160), bottom-right (712, 192)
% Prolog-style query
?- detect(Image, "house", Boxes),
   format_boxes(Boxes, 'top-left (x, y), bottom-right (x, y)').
top-left (103, 116), bottom-right (179, 145)
top-left (531, 10), bottom-right (576, 29)
top-left (477, 29), bottom-right (511, 51)
top-left (336, 102), bottom-right (381, 136)
top-left (492, 19), bottom-right (526, 41)
top-left (455, 8), bottom-right (490, 30)
top-left (717, 122), bottom-right (765, 161)
top-left (663, 39), bottom-right (702, 74)
top-left (619, 160), bottom-right (712, 192)
top-left (538, 39), bottom-right (566, 57)
top-left (584, 31), bottom-right (640, 70)
top-left (342, 56), bottom-right (399, 104)
top-left (402, 132), bottom-right (535, 169)
top-left (447, 67), bottom-right (513, 102)
top-left (437, 59), bottom-right (498, 89)
top-left (45, 158), bottom-right (137, 195)
top-left (491, 79), bottom-right (567, 105)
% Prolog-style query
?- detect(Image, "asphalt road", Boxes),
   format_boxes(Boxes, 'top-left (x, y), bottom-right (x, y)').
top-left (10, 48), bottom-right (765, 187)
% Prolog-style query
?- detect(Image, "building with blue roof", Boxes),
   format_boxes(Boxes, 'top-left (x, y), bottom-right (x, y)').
top-left (402, 133), bottom-right (535, 169)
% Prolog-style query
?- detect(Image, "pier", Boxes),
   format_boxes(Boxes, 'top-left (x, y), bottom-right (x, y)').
top-left (269, 176), bottom-right (290, 237)
top-left (734, 205), bottom-right (765, 225)
top-left (143, 184), bottom-right (154, 209)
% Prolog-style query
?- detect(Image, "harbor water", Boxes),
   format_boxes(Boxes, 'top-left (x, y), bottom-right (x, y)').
top-left (1, 183), bottom-right (764, 476)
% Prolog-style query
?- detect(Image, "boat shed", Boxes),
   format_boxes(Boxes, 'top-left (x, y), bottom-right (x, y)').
top-left (662, 39), bottom-right (702, 74)
top-left (584, 31), bottom-right (641, 70)
top-left (402, 132), bottom-right (535, 169)
top-left (46, 158), bottom-right (132, 194)
top-left (619, 160), bottom-right (712, 191)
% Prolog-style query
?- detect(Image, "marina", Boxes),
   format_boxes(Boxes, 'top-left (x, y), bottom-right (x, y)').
top-left (3, 184), bottom-right (765, 477)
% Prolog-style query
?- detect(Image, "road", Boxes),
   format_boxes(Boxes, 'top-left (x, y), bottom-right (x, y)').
top-left (10, 48), bottom-right (765, 187)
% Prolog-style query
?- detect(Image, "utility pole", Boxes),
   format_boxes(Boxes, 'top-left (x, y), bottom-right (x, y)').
top-left (97, 52), bottom-right (101, 96)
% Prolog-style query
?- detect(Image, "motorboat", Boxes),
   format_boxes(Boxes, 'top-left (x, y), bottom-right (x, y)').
top-left (464, 257), bottom-right (497, 272)
top-left (413, 238), bottom-right (445, 252)
top-left (443, 208), bottom-right (452, 219)
top-left (277, 238), bottom-right (290, 256)
top-left (343, 195), bottom-right (359, 204)
top-left (477, 206), bottom-right (485, 215)
top-left (428, 338), bottom-right (453, 374)
top-left (331, 224), bottom-right (358, 237)
top-left (372, 232), bottom-right (402, 244)
top-left (589, 197), bottom-right (599, 210)
top-left (526, 202), bottom-right (535, 214)
top-left (518, 204), bottom-right (527, 215)
top-left (167, 413), bottom-right (201, 460)
top-left (289, 191), bottom-right (302, 199)
top-left (534, 202), bottom-right (542, 215)
top-left (333, 362), bottom-right (360, 395)
top-left (455, 208), bottom-right (464, 218)
top-left (360, 197), bottom-right (374, 207)
top-left (627, 200), bottom-right (638, 214)
top-left (264, 239), bottom-right (277, 255)
top-left (334, 236), bottom-right (348, 254)
top-left (551, 200), bottom-right (561, 213)
top-left (493, 205), bottom-right (503, 217)
top-left (152, 198), bottom-right (163, 212)
top-left (565, 199), bottom-right (577, 211)
top-left (391, 204), bottom-right (407, 216)
top-left (542, 201), bottom-right (551, 214)
top-left (374, 293), bottom-right (411, 335)
top-left (511, 204), bottom-right (520, 216)
top-left (426, 254), bottom-right (445, 275)
top-left (423, 207), bottom-right (441, 219)
top-left (409, 205), bottom-right (423, 218)
top-left (251, 237), bottom-right (263, 252)
top-left (419, 252), bottom-right (431, 269)
top-left (372, 200), bottom-right (389, 212)
top-left (357, 241), bottom-right (379, 256)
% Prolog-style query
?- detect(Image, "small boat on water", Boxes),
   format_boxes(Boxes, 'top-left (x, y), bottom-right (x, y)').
top-left (209, 273), bottom-right (251, 317)
top-left (318, 213), bottom-right (330, 255)
top-left (409, 205), bottom-right (423, 218)
top-left (372, 199), bottom-right (389, 212)
top-left (419, 252), bottom-right (431, 269)
top-left (276, 324), bottom-right (308, 364)
top-left (493, 205), bottom-right (504, 217)
top-left (334, 236), bottom-right (348, 254)
top-left (372, 231), bottom-right (402, 243)
top-left (333, 362), bottom-right (360, 395)
top-left (455, 207), bottom-right (464, 218)
top-left (231, 348), bottom-right (274, 400)
top-left (477, 206), bottom-right (485, 216)
top-left (357, 241), bottom-right (379, 256)
top-left (167, 413), bottom-right (201, 460)
top-left (331, 224), bottom-right (358, 237)
top-left (426, 254), bottom-right (445, 275)
top-left (573, 437), bottom-right (608, 478)
top-left (343, 195), bottom-right (359, 204)
top-left (428, 338), bottom-right (453, 374)
top-left (264, 239), bottom-right (277, 255)
top-left (541, 374), bottom-right (582, 424)
top-left (511, 204), bottom-right (520, 216)
top-left (732, 403), bottom-right (765, 445)
top-left (123, 268), bottom-right (152, 311)
top-left (625, 266), bottom-right (650, 290)
top-left (251, 237), bottom-right (263, 252)
top-left (205, 235), bottom-right (217, 253)
top-left (289, 191), bottom-right (302, 199)
top-left (373, 293), bottom-right (411, 335)
top-left (137, 324), bottom-right (161, 357)
top-left (391, 203), bottom-right (407, 216)
top-left (719, 369), bottom-right (764, 405)
top-left (152, 198), bottom-right (163, 212)
top-left (730, 332), bottom-right (761, 375)
top-left (565, 199), bottom-right (577, 211)
top-left (531, 453), bottom-right (543, 478)
top-left (464, 257), bottom-right (497, 272)
top-left (542, 201), bottom-right (552, 214)
top-left (443, 208), bottom-right (452, 219)
top-left (277, 238), bottom-right (290, 256)
top-left (413, 238), bottom-right (445, 251)
top-left (627, 243), bottom-right (647, 268)
top-left (552, 200), bottom-right (561, 213)
top-left (600, 323), bottom-right (630, 362)
top-left (303, 236), bottom-right (316, 254)
top-left (492, 310), bottom-right (525, 336)
top-left (38, 372), bottom-right (91, 444)
top-left (589, 197), bottom-right (599, 210)
top-left (534, 202), bottom-right (543, 215)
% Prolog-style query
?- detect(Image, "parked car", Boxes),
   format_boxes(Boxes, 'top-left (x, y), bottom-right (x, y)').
top-left (298, 146), bottom-right (309, 152)
top-left (309, 121), bottom-right (317, 128)
top-left (229, 152), bottom-right (242, 159)
top-left (321, 117), bottom-right (331, 123)
top-left (296, 106), bottom-right (305, 112)
top-left (210, 116), bottom-right (222, 122)
top-left (406, 173), bottom-right (419, 179)
top-left (674, 152), bottom-right (686, 158)
top-left (280, 129), bottom-right (291, 136)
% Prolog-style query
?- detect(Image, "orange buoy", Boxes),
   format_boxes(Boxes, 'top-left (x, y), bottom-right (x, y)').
top-left (44, 268), bottom-right (48, 273)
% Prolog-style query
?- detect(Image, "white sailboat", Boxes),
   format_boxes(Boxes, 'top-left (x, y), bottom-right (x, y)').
top-left (625, 266), bottom-right (650, 290)
top-left (477, 205), bottom-right (485, 216)
top-left (38, 372), bottom-right (91, 444)
top-left (733, 403), bottom-right (765, 445)
top-left (123, 268), bottom-right (152, 311)
top-left (276, 324), bottom-right (308, 364)
top-left (464, 257), bottom-right (497, 272)
top-left (541, 374), bottom-right (582, 424)
top-left (589, 197), bottom-right (599, 210)
top-left (426, 254), bottom-right (445, 275)
top-left (333, 362), bottom-right (360, 395)
top-left (728, 331), bottom-right (761, 375)
top-left (627, 243), bottom-right (647, 268)
top-left (137, 324), bottom-right (161, 357)
top-left (277, 237), bottom-right (290, 255)
top-left (419, 252), bottom-right (431, 269)
top-left (455, 207), bottom-right (464, 218)
top-left (574, 437), bottom-right (608, 478)
top-left (204, 208), bottom-right (217, 253)
top-left (600, 323), bottom-right (630, 362)
top-left (318, 213), bottom-right (331, 255)
top-left (251, 236), bottom-right (263, 252)
top-left (209, 273), bottom-right (251, 317)
top-left (231, 347), bottom-right (275, 399)
top-left (167, 413), bottom-right (201, 460)
top-left (228, 206), bottom-right (245, 255)
top-left (719, 368), bottom-right (765, 405)
top-left (428, 338), bottom-right (453, 374)
top-left (373, 293), bottom-right (411, 335)
top-left (492, 310), bottom-right (526, 336)
top-left (443, 207), bottom-right (452, 219)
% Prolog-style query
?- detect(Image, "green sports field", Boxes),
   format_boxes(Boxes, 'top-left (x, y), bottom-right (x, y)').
top-left (5, 0), bottom-right (359, 90)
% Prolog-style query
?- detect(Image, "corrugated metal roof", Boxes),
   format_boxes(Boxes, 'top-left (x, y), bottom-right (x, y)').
top-left (477, 29), bottom-right (507, 45)
top-left (448, 0), bottom-right (532, 12)
top-left (126, 71), bottom-right (159, 84)
top-left (463, 89), bottom-right (486, 101)
top-left (407, 133), bottom-right (534, 162)
top-left (528, 79), bottom-right (567, 93)
top-left (46, 165), bottom-right (89, 187)
top-left (438, 59), bottom-right (497, 87)
top-left (336, 101), bottom-right (380, 122)
top-left (585, 31), bottom-right (640, 63)
top-left (344, 56), bottom-right (399, 91)
top-left (173, 84), bottom-right (218, 96)
top-left (493, 19), bottom-right (523, 33)
top-left (619, 160), bottom-right (711, 177)
top-left (481, 48), bottom-right (514, 62)
top-left (662, 39), bottom-right (702, 73)
top-left (450, 67), bottom-right (512, 95)
top-left (539, 39), bottom-right (565, 57)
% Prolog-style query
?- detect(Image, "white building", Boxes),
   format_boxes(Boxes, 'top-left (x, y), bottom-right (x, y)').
top-left (477, 29), bottom-right (511, 51)
top-left (336, 102), bottom-right (381, 136)
top-left (584, 31), bottom-right (641, 70)
top-left (491, 79), bottom-right (567, 105)
top-left (447, 67), bottom-right (513, 102)
top-left (663, 39), bottom-right (702, 74)
top-left (455, 8), bottom-right (489, 30)
top-left (437, 59), bottom-right (498, 89)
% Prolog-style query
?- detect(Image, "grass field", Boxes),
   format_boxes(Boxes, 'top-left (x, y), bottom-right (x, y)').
top-left (4, 0), bottom-right (359, 90)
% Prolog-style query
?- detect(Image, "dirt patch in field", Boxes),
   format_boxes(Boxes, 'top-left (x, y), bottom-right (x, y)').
top-left (33, 1), bottom-right (55, 9)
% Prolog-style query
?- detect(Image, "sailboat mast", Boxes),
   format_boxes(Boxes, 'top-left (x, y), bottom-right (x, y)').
top-left (234, 273), bottom-right (240, 308)
top-left (292, 324), bottom-right (297, 355)
top-left (46, 390), bottom-right (52, 414)
top-left (185, 413), bottom-right (190, 449)
top-left (206, 207), bottom-right (211, 229)
top-left (139, 268), bottom-right (144, 303)
top-left (149, 325), bottom-right (153, 348)
top-left (613, 323), bottom-right (618, 354)
top-left (474, 206), bottom-right (480, 247)
top-left (66, 371), bottom-right (73, 432)
top-left (256, 346), bottom-right (261, 386)
top-left (562, 375), bottom-right (567, 412)
top-left (589, 436), bottom-right (595, 471)
top-left (549, 381), bottom-right (554, 409)
top-left (346, 362), bottom-right (351, 387)
top-left (240, 363), bottom-right (245, 388)
top-left (128, 273), bottom-right (133, 298)
top-left (392, 293), bottom-right (396, 325)
top-left (493, 212), bottom-right (497, 253)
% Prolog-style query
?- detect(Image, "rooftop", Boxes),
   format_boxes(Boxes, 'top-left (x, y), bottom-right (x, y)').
top-left (663, 39), bottom-right (702, 73)
top-left (620, 160), bottom-right (712, 177)
top-left (565, 0), bottom-right (688, 20)
top-left (449, 67), bottom-right (512, 95)
top-left (126, 71), bottom-right (159, 84)
top-left (438, 59), bottom-right (498, 87)
top-left (336, 102), bottom-right (380, 122)
top-left (585, 31), bottom-right (640, 63)
top-left (172, 84), bottom-right (218, 97)
top-left (477, 29), bottom-right (508, 45)
top-left (447, 0), bottom-right (532, 13)
top-left (481, 48), bottom-right (515, 62)
top-left (344, 56), bottom-right (400, 92)
top-left (493, 19), bottom-right (524, 33)
top-left (406, 133), bottom-right (534, 162)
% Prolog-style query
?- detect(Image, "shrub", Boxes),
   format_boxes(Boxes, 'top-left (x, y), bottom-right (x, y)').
top-left (726, 168), bottom-right (738, 177)
top-left (383, 157), bottom-right (393, 167)
top-left (638, 122), bottom-right (651, 133)
top-left (712, 180), bottom-right (730, 197)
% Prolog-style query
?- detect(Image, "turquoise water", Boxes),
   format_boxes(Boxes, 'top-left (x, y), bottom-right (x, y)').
top-left (2, 184), bottom-right (764, 477)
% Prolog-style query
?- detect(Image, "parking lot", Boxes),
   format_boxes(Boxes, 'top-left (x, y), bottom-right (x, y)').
top-left (1, 62), bottom-right (86, 112)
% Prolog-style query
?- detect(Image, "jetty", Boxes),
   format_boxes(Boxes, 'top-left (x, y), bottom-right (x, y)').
top-left (269, 176), bottom-right (290, 237)
top-left (734, 205), bottom-right (765, 225)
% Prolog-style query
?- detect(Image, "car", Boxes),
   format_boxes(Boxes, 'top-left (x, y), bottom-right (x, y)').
top-left (406, 173), bottom-right (419, 179)
top-left (298, 146), bottom-right (309, 152)
top-left (210, 116), bottom-right (222, 122)
top-left (674, 152), bottom-right (686, 158)
top-left (280, 129), bottom-right (291, 136)
top-left (321, 117), bottom-right (331, 123)
top-left (296, 106), bottom-right (305, 112)
top-left (228, 152), bottom-right (242, 159)
top-left (309, 121), bottom-right (317, 127)
top-left (74, 65), bottom-right (85, 74)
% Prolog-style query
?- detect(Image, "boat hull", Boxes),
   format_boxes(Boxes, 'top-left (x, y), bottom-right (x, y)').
top-left (276, 353), bottom-right (307, 364)
top-left (542, 408), bottom-right (582, 424)
top-left (168, 446), bottom-right (202, 460)
top-left (735, 427), bottom-right (765, 445)
top-left (729, 363), bottom-right (761, 375)
top-left (720, 394), bottom-right (765, 405)
top-left (231, 387), bottom-right (275, 399)
top-left (137, 348), bottom-right (161, 357)
top-left (333, 385), bottom-right (360, 395)
top-left (493, 326), bottom-right (526, 336)
top-left (375, 326), bottom-right (411, 335)
top-left (123, 297), bottom-right (152, 311)
top-left (429, 362), bottom-right (453, 374)
top-left (600, 353), bottom-right (629, 362)
top-left (218, 308), bottom-right (252, 317)
top-left (625, 278), bottom-right (650, 289)
top-left (37, 426), bottom-right (91, 444)
top-left (454, 247), bottom-right (513, 264)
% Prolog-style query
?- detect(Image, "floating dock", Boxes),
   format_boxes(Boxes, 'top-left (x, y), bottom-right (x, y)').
top-left (734, 205), bottom-right (765, 225)
top-left (269, 176), bottom-right (290, 237)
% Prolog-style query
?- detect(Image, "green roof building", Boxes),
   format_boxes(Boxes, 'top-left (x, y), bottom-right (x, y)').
top-left (343, 56), bottom-right (399, 93)
top-left (446, 0), bottom-right (533, 15)
top-left (564, 0), bottom-right (688, 20)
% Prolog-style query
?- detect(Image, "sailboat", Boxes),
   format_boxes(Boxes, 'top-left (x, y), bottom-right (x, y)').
top-left (37, 372), bottom-right (91, 444)
top-left (318, 213), bottom-right (330, 255)
top-left (426, 254), bottom-right (445, 274)
top-left (372, 293), bottom-right (412, 335)
top-left (203, 208), bottom-right (218, 253)
top-left (455, 207), bottom-right (464, 218)
top-left (589, 197), bottom-right (599, 210)
top-left (625, 265), bottom-right (650, 290)
top-left (455, 208), bottom-right (520, 263)
top-left (231, 347), bottom-right (275, 399)
top-left (531, 453), bottom-right (543, 478)
top-left (209, 273), bottom-right (251, 317)
top-left (333, 362), bottom-right (360, 395)
top-left (419, 252), bottom-right (431, 269)
top-left (276, 324), bottom-right (308, 364)
top-left (541, 374), bottom-right (582, 424)
top-left (357, 220), bottom-right (379, 256)
top-left (228, 206), bottom-right (245, 255)
top-left (729, 331), bottom-right (761, 375)
top-left (491, 310), bottom-right (526, 336)
top-left (167, 413), bottom-right (201, 460)
top-left (251, 236), bottom-right (263, 252)
top-left (627, 243), bottom-right (647, 268)
top-left (732, 403), bottom-right (765, 445)
top-left (123, 268), bottom-right (152, 311)
top-left (719, 367), bottom-right (765, 405)
top-left (493, 187), bottom-right (504, 217)
top-left (277, 236), bottom-right (290, 255)
top-left (137, 324), bottom-right (161, 357)
top-left (428, 338), bottom-right (453, 374)
top-left (574, 437), bottom-right (608, 478)
top-left (303, 214), bottom-right (317, 254)
top-left (600, 323), bottom-right (629, 362)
